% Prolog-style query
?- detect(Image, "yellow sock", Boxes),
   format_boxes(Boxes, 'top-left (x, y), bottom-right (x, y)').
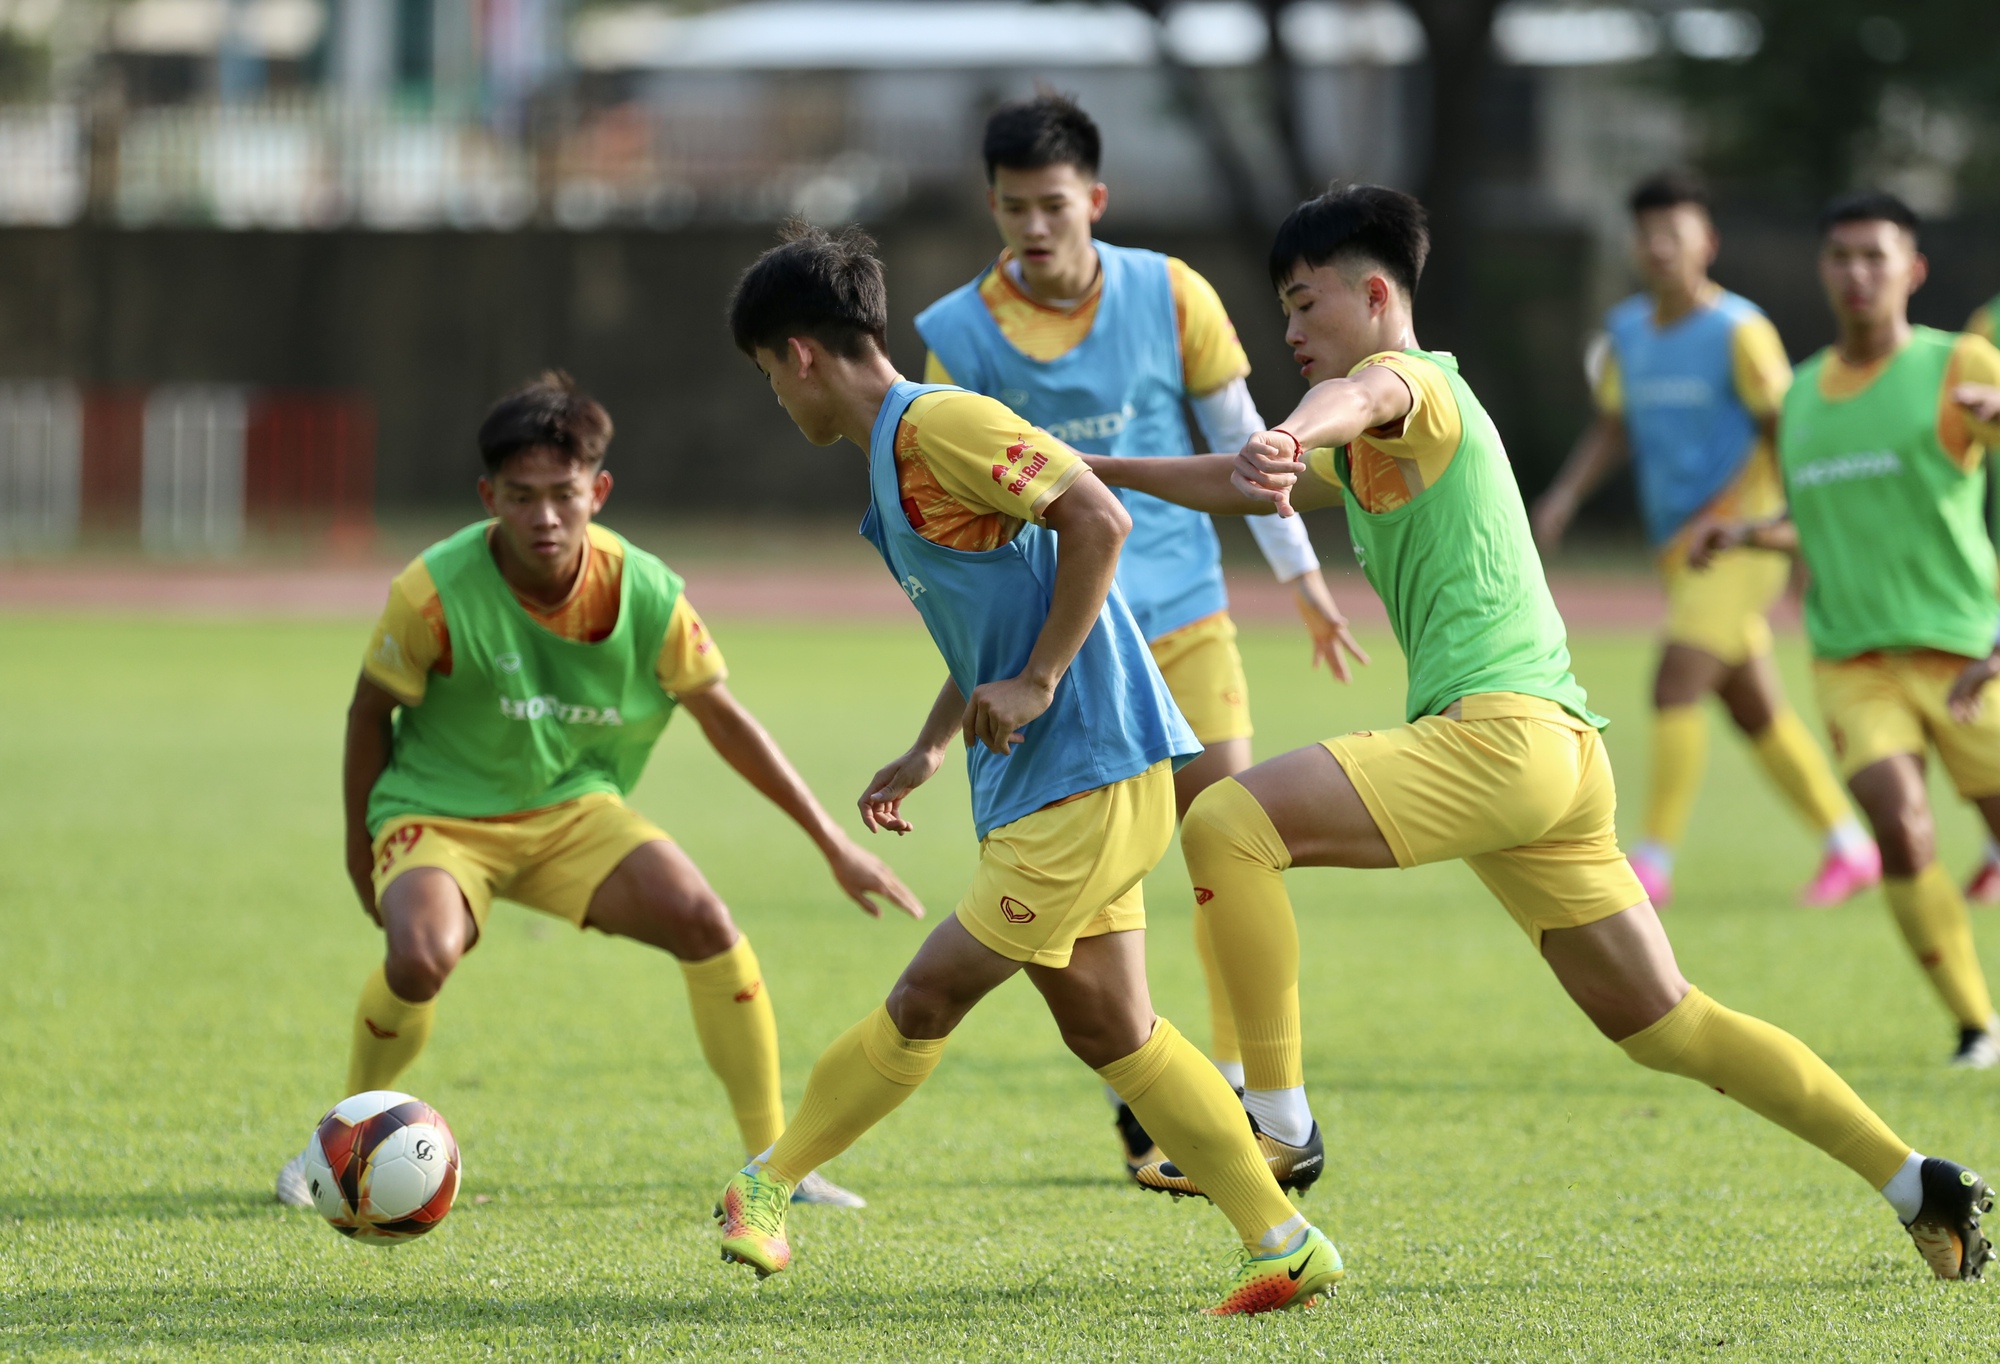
top-left (1884, 866), bottom-right (1995, 1028)
top-left (346, 965), bottom-right (436, 1094)
top-left (1619, 987), bottom-right (1910, 1188)
top-left (762, 1005), bottom-right (945, 1187)
top-left (1181, 779), bottom-right (1301, 1092)
top-left (1643, 705), bottom-right (1707, 849)
top-left (1192, 901), bottom-right (1241, 1067)
top-left (1097, 1018), bottom-right (1301, 1251)
top-left (1750, 708), bottom-right (1852, 834)
top-left (680, 936), bottom-right (785, 1155)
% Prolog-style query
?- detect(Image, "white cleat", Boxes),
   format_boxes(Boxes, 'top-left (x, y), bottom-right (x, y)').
top-left (789, 1169), bottom-right (866, 1208)
top-left (274, 1150), bottom-right (314, 1208)
top-left (1950, 1027), bottom-right (2000, 1070)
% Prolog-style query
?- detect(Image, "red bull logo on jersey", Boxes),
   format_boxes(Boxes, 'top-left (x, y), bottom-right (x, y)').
top-left (498, 695), bottom-right (625, 726)
top-left (991, 440), bottom-right (1049, 497)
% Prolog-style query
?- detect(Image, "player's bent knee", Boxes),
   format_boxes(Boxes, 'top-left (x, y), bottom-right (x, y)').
top-left (1181, 780), bottom-right (1274, 870)
top-left (383, 943), bottom-right (458, 1002)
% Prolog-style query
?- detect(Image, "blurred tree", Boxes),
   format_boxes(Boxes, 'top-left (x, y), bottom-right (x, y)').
top-left (1671, 0), bottom-right (2000, 206)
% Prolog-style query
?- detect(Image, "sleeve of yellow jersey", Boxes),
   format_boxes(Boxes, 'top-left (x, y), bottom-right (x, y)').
top-left (922, 351), bottom-right (954, 385)
top-left (1590, 340), bottom-right (1623, 416)
top-left (903, 390), bottom-right (1087, 523)
top-left (1347, 351), bottom-right (1464, 486)
top-left (657, 595), bottom-right (728, 698)
top-left (1729, 312), bottom-right (1793, 419)
top-left (1941, 332), bottom-right (2000, 470)
top-left (361, 557), bottom-right (445, 705)
top-left (1968, 302), bottom-right (1997, 344)
top-left (1166, 258), bottom-right (1252, 396)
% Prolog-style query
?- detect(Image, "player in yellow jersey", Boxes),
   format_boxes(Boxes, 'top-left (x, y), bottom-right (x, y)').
top-left (918, 92), bottom-right (1366, 1178)
top-left (1959, 289), bottom-right (2000, 904)
top-left (274, 373), bottom-right (923, 1210)
top-left (1697, 193), bottom-right (2000, 1069)
top-left (1534, 172), bottom-right (1873, 909)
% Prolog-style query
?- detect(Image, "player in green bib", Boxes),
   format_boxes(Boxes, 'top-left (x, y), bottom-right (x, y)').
top-left (1698, 192), bottom-right (2000, 1072)
top-left (275, 373), bottom-right (923, 1211)
top-left (1089, 185), bottom-right (1992, 1280)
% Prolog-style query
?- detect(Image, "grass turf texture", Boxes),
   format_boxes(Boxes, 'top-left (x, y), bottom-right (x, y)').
top-left (2, 613), bottom-right (1996, 1360)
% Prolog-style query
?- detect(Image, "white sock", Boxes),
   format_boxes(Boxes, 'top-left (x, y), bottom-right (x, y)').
top-left (744, 1144), bottom-right (776, 1176)
top-left (1880, 1150), bottom-right (1925, 1224)
top-left (1827, 818), bottom-right (1871, 857)
top-left (1257, 1211), bottom-right (1308, 1255)
top-left (1631, 839), bottom-right (1674, 874)
top-left (1242, 1086), bottom-right (1313, 1147)
top-left (1987, 838), bottom-right (2000, 867)
top-left (1214, 1058), bottom-right (1245, 1090)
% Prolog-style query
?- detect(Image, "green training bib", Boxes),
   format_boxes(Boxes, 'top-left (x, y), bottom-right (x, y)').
top-left (1781, 327), bottom-right (1997, 661)
top-left (367, 521), bottom-right (683, 833)
top-left (1336, 351), bottom-right (1603, 727)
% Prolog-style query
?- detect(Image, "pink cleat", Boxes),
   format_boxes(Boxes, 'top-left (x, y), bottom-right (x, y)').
top-left (1968, 857), bottom-right (2000, 906)
top-left (1629, 851), bottom-right (1673, 909)
top-left (1799, 841), bottom-right (1881, 907)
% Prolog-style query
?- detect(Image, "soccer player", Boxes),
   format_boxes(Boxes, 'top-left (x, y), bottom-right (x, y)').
top-left (1533, 171), bottom-right (1873, 909)
top-left (275, 373), bottom-right (923, 1210)
top-left (917, 91), bottom-right (1366, 1180)
top-left (711, 225), bottom-right (1343, 1314)
top-left (1695, 192), bottom-right (2000, 1069)
top-left (1087, 184), bottom-right (1992, 1280)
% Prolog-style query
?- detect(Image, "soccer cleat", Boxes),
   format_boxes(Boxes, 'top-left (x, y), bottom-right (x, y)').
top-left (1114, 1102), bottom-right (1164, 1180)
top-left (1136, 1115), bottom-right (1325, 1199)
top-left (1798, 841), bottom-right (1881, 907)
top-left (1950, 1025), bottom-right (2000, 1070)
top-left (714, 1168), bottom-right (793, 1278)
top-left (1967, 855), bottom-right (2000, 906)
top-left (1205, 1226), bottom-right (1344, 1315)
top-left (1629, 851), bottom-right (1673, 910)
top-left (1902, 1157), bottom-right (1994, 1281)
top-left (790, 1169), bottom-right (866, 1208)
top-left (274, 1150), bottom-right (313, 1209)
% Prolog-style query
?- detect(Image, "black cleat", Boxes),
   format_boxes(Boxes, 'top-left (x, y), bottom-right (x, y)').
top-left (1950, 1026), bottom-right (2000, 1070)
top-left (1905, 1157), bottom-right (1995, 1281)
top-left (1114, 1102), bottom-right (1163, 1179)
top-left (1136, 1111), bottom-right (1325, 1199)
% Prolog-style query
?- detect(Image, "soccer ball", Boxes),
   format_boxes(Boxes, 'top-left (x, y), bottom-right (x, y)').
top-left (301, 1090), bottom-right (460, 1245)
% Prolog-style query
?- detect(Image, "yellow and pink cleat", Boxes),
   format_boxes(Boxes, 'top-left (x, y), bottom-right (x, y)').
top-left (1206, 1226), bottom-right (1345, 1315)
top-left (714, 1167), bottom-right (793, 1278)
top-left (1799, 841), bottom-right (1880, 908)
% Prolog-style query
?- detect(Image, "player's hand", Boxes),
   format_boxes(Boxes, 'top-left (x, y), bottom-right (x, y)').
top-left (1686, 519), bottom-right (1747, 571)
top-left (1291, 571), bottom-right (1371, 683)
top-left (1949, 653), bottom-right (2000, 723)
top-left (1952, 382), bottom-right (2000, 426)
top-left (823, 836), bottom-right (926, 920)
top-left (1232, 431), bottom-right (1307, 517)
top-left (962, 674), bottom-right (1054, 756)
top-left (347, 837), bottom-right (381, 925)
top-left (1530, 489), bottom-right (1574, 557)
top-left (859, 744), bottom-right (946, 834)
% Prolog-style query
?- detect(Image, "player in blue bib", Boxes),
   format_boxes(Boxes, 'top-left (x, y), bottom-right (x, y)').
top-left (1534, 171), bottom-right (1873, 910)
top-left (917, 92), bottom-right (1367, 1178)
top-left (709, 224), bottom-right (1345, 1315)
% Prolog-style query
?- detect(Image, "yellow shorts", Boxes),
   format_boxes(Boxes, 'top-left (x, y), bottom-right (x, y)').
top-left (1321, 693), bottom-right (1646, 945)
top-left (1150, 611), bottom-right (1252, 745)
top-left (371, 791), bottom-right (670, 935)
top-left (955, 761), bottom-right (1176, 968)
top-left (1813, 651), bottom-right (2000, 795)
top-left (1658, 544), bottom-right (1790, 666)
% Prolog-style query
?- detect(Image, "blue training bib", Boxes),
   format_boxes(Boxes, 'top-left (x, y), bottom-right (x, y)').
top-left (916, 243), bottom-right (1228, 639)
top-left (859, 381), bottom-right (1199, 839)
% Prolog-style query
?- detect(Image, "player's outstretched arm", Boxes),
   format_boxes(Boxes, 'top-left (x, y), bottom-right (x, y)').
top-left (1083, 452), bottom-right (1275, 516)
top-left (1686, 514), bottom-right (1798, 569)
top-left (344, 674), bottom-right (402, 924)
top-left (1236, 365), bottom-right (1415, 517)
top-left (963, 472), bottom-right (1128, 757)
top-left (1532, 413), bottom-right (1630, 555)
top-left (680, 681), bottom-right (924, 920)
top-left (861, 676), bottom-right (965, 835)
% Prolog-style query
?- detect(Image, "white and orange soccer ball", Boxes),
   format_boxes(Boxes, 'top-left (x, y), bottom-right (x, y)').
top-left (301, 1090), bottom-right (460, 1245)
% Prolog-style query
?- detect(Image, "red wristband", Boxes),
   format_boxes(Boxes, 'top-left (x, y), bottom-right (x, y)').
top-left (1270, 428), bottom-right (1304, 460)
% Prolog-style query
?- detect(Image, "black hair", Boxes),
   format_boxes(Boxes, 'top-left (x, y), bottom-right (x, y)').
top-left (477, 371), bottom-right (613, 474)
top-left (1818, 189), bottom-right (1920, 240)
top-left (1628, 169), bottom-right (1710, 216)
top-left (1268, 184), bottom-right (1430, 297)
top-left (728, 221), bottom-right (890, 361)
top-left (981, 91), bottom-right (1101, 182)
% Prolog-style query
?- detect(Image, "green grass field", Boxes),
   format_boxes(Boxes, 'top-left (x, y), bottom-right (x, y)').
top-left (2, 613), bottom-right (1997, 1360)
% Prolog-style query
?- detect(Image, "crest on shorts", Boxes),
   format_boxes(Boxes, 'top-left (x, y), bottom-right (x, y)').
top-left (999, 896), bottom-right (1035, 924)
